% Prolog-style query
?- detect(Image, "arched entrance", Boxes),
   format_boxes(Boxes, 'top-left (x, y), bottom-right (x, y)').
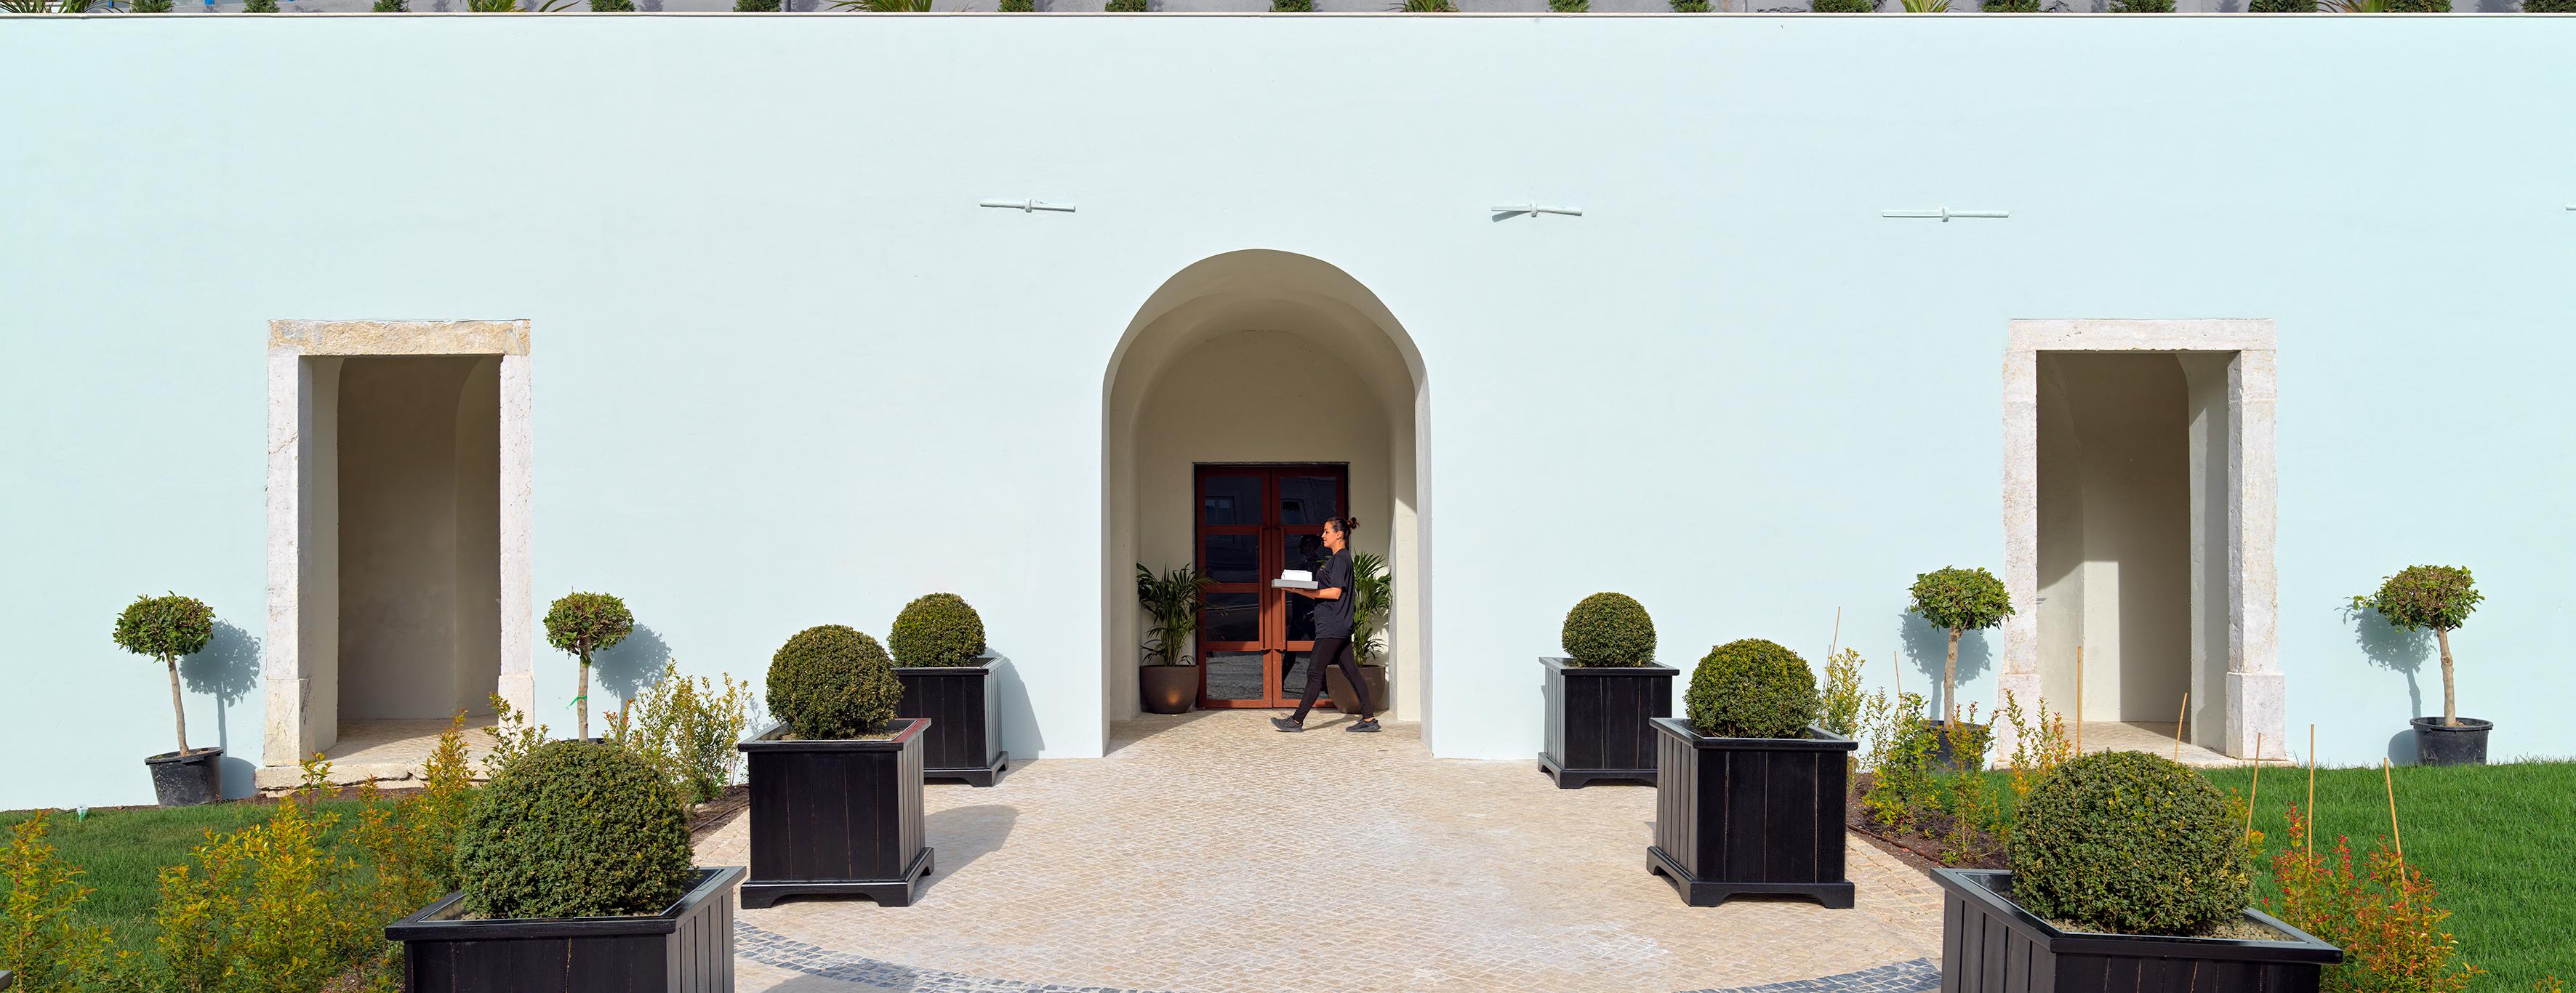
top-left (1100, 251), bottom-right (1433, 747)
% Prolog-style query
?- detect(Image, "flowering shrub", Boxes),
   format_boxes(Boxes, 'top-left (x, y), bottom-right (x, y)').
top-left (2268, 805), bottom-right (2481, 993)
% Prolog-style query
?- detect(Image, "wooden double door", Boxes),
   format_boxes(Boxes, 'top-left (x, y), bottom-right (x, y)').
top-left (1194, 464), bottom-right (1348, 709)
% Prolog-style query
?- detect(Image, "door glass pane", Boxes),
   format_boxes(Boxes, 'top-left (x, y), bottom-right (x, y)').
top-left (1278, 475), bottom-right (1340, 526)
top-left (1203, 534), bottom-right (1260, 584)
top-left (1202, 475), bottom-right (1262, 526)
top-left (1277, 650), bottom-right (1309, 699)
top-left (1280, 533), bottom-right (1329, 577)
top-left (1201, 592), bottom-right (1259, 644)
top-left (1285, 590), bottom-right (1317, 643)
top-left (1204, 651), bottom-right (1265, 701)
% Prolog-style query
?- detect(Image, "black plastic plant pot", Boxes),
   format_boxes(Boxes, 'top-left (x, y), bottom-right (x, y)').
top-left (895, 658), bottom-right (1008, 787)
top-left (386, 866), bottom-right (743, 992)
top-left (1925, 720), bottom-right (1989, 773)
top-left (1647, 717), bottom-right (1858, 909)
top-left (1538, 658), bottom-right (1677, 788)
top-left (2411, 717), bottom-right (2491, 767)
top-left (1932, 869), bottom-right (2340, 993)
top-left (144, 747), bottom-right (223, 808)
top-left (738, 717), bottom-right (934, 909)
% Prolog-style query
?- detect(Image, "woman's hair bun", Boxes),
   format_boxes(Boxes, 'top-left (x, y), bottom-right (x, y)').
top-left (1331, 515), bottom-right (1362, 534)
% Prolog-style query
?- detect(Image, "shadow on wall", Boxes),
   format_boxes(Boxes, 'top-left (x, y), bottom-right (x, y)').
top-left (990, 653), bottom-right (1046, 762)
top-left (1897, 611), bottom-right (1991, 719)
top-left (2346, 606), bottom-right (2431, 723)
top-left (591, 624), bottom-right (675, 709)
top-left (182, 620), bottom-right (263, 798)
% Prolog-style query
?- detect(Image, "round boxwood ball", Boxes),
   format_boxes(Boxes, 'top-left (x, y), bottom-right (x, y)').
top-left (889, 592), bottom-right (987, 668)
top-left (768, 624), bottom-right (902, 739)
top-left (1560, 592), bottom-right (1656, 667)
top-left (2007, 750), bottom-right (2250, 935)
top-left (1685, 638), bottom-right (1821, 739)
top-left (455, 740), bottom-right (691, 920)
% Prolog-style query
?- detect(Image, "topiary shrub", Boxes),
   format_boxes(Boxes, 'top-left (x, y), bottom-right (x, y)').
top-left (2352, 565), bottom-right (2481, 725)
top-left (2007, 750), bottom-right (2250, 935)
top-left (889, 593), bottom-right (988, 668)
top-left (1906, 566), bottom-right (2013, 724)
top-left (1685, 639), bottom-right (1822, 739)
top-left (113, 593), bottom-right (215, 755)
top-left (1560, 592), bottom-right (1656, 667)
top-left (545, 591), bottom-right (633, 740)
top-left (767, 625), bottom-right (902, 739)
top-left (455, 741), bottom-right (692, 920)
top-left (1811, 0), bottom-right (1875, 10)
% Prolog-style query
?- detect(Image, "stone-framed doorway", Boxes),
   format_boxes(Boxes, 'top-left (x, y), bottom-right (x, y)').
top-left (1996, 319), bottom-right (2281, 762)
top-left (260, 320), bottom-right (534, 781)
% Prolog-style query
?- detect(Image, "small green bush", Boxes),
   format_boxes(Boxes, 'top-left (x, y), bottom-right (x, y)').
top-left (590, 0), bottom-right (633, 9)
top-left (2388, 0), bottom-right (2447, 7)
top-left (2247, 0), bottom-right (2316, 9)
top-left (2524, 0), bottom-right (2576, 9)
top-left (999, 0), bottom-right (1033, 9)
top-left (1685, 639), bottom-right (1821, 739)
top-left (889, 592), bottom-right (988, 668)
top-left (1981, 0), bottom-right (2040, 9)
top-left (241, 0), bottom-right (278, 9)
top-left (1670, 0), bottom-right (1710, 9)
top-left (132, 0), bottom-right (176, 10)
top-left (2008, 751), bottom-right (2250, 936)
top-left (456, 741), bottom-right (691, 920)
top-left (1548, 0), bottom-right (1588, 8)
top-left (737, 0), bottom-right (780, 9)
top-left (2108, 0), bottom-right (2172, 9)
top-left (1811, 0), bottom-right (1874, 10)
top-left (1105, 0), bottom-right (1145, 9)
top-left (1272, 0), bottom-right (1312, 8)
top-left (1560, 592), bottom-right (1656, 667)
top-left (768, 625), bottom-right (902, 739)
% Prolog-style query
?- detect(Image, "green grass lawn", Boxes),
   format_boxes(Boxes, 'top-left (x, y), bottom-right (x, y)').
top-left (2, 799), bottom-right (371, 953)
top-left (2199, 762), bottom-right (2572, 992)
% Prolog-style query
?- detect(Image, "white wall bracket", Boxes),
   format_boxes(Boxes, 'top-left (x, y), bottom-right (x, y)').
top-left (1490, 204), bottom-right (1584, 219)
top-left (980, 199), bottom-right (1076, 214)
top-left (1883, 206), bottom-right (2010, 222)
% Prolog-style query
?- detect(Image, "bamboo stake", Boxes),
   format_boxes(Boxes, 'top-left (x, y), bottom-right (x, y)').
top-left (2383, 758), bottom-right (2404, 865)
top-left (2306, 724), bottom-right (2316, 858)
top-left (1829, 608), bottom-right (1842, 661)
top-left (2245, 733), bottom-right (2263, 843)
top-left (2173, 691), bottom-right (2189, 762)
top-left (1892, 651), bottom-right (1904, 699)
top-left (2074, 646), bottom-right (2084, 755)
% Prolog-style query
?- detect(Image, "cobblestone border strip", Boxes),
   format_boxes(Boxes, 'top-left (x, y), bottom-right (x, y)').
top-left (738, 921), bottom-right (1938, 993)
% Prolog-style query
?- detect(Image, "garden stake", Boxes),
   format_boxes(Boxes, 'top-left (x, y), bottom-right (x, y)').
top-left (2306, 724), bottom-right (2316, 858)
top-left (1891, 651), bottom-right (1903, 699)
top-left (1828, 607), bottom-right (1841, 660)
top-left (2382, 757), bottom-right (2404, 865)
top-left (2173, 691), bottom-right (2188, 762)
top-left (2245, 733), bottom-right (2261, 844)
top-left (2074, 646), bottom-right (2083, 755)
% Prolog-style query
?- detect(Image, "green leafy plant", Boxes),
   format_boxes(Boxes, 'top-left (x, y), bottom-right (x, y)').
top-left (2247, 0), bottom-right (2318, 9)
top-left (544, 591), bottom-right (634, 739)
top-left (1810, 0), bottom-right (1875, 10)
top-left (1861, 691), bottom-right (1940, 834)
top-left (2008, 751), bottom-right (2250, 935)
top-left (1351, 552), bottom-right (1393, 664)
top-left (589, 0), bottom-right (633, 9)
top-left (1685, 639), bottom-right (1822, 739)
top-left (2387, 0), bottom-right (2448, 9)
top-left (767, 625), bottom-right (902, 739)
top-left (1549, 0), bottom-right (1587, 8)
top-left (890, 593), bottom-right (988, 667)
top-left (2322, 0), bottom-right (2388, 8)
top-left (1272, 0), bottom-right (1312, 8)
top-left (131, 0), bottom-right (175, 10)
top-left (353, 714), bottom-right (476, 906)
top-left (0, 0), bottom-right (103, 9)
top-left (456, 741), bottom-right (691, 920)
top-left (1137, 563), bottom-right (1215, 666)
top-left (1981, 0), bottom-right (2039, 9)
top-left (1906, 566), bottom-right (2013, 723)
top-left (737, 0), bottom-right (781, 8)
top-left (1104, 0), bottom-right (1145, 9)
top-left (1670, 0), bottom-right (1710, 9)
top-left (113, 592), bottom-right (216, 756)
top-left (1560, 592), bottom-right (1656, 667)
top-left (240, 0), bottom-right (278, 9)
top-left (1901, 0), bottom-right (1949, 9)
top-left (2352, 566), bottom-right (2481, 726)
top-left (156, 757), bottom-right (380, 992)
top-left (1820, 648), bottom-right (1866, 739)
top-left (481, 693), bottom-right (551, 779)
top-left (607, 660), bottom-right (757, 804)
top-left (2270, 805), bottom-right (2480, 993)
top-left (999, 0), bottom-right (1032, 8)
top-left (2108, 0), bottom-right (2172, 9)
top-left (832, 0), bottom-right (936, 9)
top-left (2522, 0), bottom-right (2576, 9)
top-left (1, 815), bottom-right (117, 992)
top-left (1394, 0), bottom-right (1457, 8)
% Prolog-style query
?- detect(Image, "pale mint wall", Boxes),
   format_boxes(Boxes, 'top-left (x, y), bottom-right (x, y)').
top-left (2, 15), bottom-right (2569, 810)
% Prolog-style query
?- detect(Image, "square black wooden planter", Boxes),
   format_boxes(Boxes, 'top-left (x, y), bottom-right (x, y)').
top-left (385, 866), bottom-right (743, 993)
top-left (894, 658), bottom-right (1008, 787)
top-left (1647, 717), bottom-right (1857, 909)
top-left (738, 718), bottom-right (934, 909)
top-left (1538, 657), bottom-right (1677, 788)
top-left (1933, 869), bottom-right (2341, 993)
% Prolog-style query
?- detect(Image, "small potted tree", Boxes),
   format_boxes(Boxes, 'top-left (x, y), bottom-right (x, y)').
top-left (1906, 566), bottom-right (2013, 770)
top-left (1538, 592), bottom-right (1672, 788)
top-left (544, 590), bottom-right (634, 740)
top-left (738, 625), bottom-right (932, 909)
top-left (1648, 639), bottom-right (1855, 907)
top-left (1136, 563), bottom-right (1213, 715)
top-left (1933, 752), bottom-right (2340, 992)
top-left (114, 593), bottom-right (221, 807)
top-left (2352, 565), bottom-right (2488, 765)
top-left (1325, 552), bottom-right (1393, 716)
top-left (888, 592), bottom-right (1007, 786)
top-left (388, 740), bottom-right (739, 990)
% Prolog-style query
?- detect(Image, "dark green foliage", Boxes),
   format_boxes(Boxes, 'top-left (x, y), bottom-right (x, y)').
top-left (1907, 567), bottom-right (2014, 634)
top-left (1272, 0), bottom-right (1312, 8)
top-left (1104, 0), bottom-right (1145, 9)
top-left (590, 0), bottom-right (633, 9)
top-left (1560, 592), bottom-right (1656, 667)
top-left (767, 625), bottom-right (902, 739)
top-left (999, 0), bottom-right (1032, 8)
top-left (371, 0), bottom-right (406, 9)
top-left (1810, 0), bottom-right (1874, 10)
top-left (1670, 0), bottom-right (1709, 9)
top-left (2353, 566), bottom-right (2480, 633)
top-left (2388, 0), bottom-right (2447, 7)
top-left (1981, 0), bottom-right (2039, 9)
top-left (889, 592), bottom-right (987, 668)
top-left (113, 594), bottom-right (213, 663)
top-left (1548, 0), bottom-right (1587, 8)
top-left (455, 741), bottom-right (691, 920)
top-left (2524, 0), bottom-right (2576, 9)
top-left (2246, 0), bottom-right (2316, 9)
top-left (132, 0), bottom-right (175, 10)
top-left (2108, 0), bottom-right (2171, 9)
top-left (1685, 639), bottom-right (1822, 739)
top-left (544, 592), bottom-right (635, 663)
top-left (240, 0), bottom-right (278, 9)
top-left (2008, 751), bottom-right (2250, 936)
top-left (737, 0), bottom-right (779, 9)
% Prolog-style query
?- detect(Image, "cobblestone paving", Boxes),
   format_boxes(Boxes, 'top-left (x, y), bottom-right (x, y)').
top-left (703, 712), bottom-right (1946, 993)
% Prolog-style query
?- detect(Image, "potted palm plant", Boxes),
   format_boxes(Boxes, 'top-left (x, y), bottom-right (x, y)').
top-left (1648, 639), bottom-right (1856, 907)
top-left (1906, 566), bottom-right (2013, 771)
top-left (113, 593), bottom-right (222, 807)
top-left (2352, 566), bottom-right (2488, 765)
top-left (1538, 592), bottom-right (1673, 788)
top-left (738, 625), bottom-right (932, 909)
top-left (1136, 563), bottom-right (1213, 715)
top-left (888, 592), bottom-right (1006, 786)
top-left (1326, 552), bottom-right (1393, 715)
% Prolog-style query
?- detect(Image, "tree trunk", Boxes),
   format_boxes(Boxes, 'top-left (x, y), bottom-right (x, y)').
top-left (166, 656), bottom-right (190, 754)
top-left (2436, 627), bottom-right (2457, 726)
top-left (1944, 627), bottom-right (1961, 723)
top-left (578, 649), bottom-right (592, 739)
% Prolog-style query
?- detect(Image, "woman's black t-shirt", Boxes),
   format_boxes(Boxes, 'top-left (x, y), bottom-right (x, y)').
top-left (1313, 547), bottom-right (1357, 640)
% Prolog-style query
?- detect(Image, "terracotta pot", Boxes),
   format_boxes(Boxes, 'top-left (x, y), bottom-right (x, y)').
top-left (1140, 665), bottom-right (1196, 715)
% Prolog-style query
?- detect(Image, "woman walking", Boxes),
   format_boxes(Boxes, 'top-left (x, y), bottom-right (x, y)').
top-left (1273, 516), bottom-right (1381, 733)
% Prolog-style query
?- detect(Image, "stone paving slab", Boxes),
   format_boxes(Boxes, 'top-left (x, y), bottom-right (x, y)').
top-left (702, 712), bottom-right (1946, 992)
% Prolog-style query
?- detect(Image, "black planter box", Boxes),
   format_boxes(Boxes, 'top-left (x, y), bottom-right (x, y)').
top-left (1647, 717), bottom-right (1856, 909)
top-left (1933, 869), bottom-right (2340, 993)
top-left (895, 659), bottom-right (1009, 787)
top-left (386, 866), bottom-right (742, 993)
top-left (1538, 657), bottom-right (1677, 788)
top-left (738, 718), bottom-right (934, 909)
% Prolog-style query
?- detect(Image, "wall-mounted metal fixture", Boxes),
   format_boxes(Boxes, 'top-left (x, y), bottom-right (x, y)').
top-left (979, 199), bottom-right (1075, 214)
top-left (1882, 206), bottom-right (2010, 222)
top-left (1490, 204), bottom-right (1584, 219)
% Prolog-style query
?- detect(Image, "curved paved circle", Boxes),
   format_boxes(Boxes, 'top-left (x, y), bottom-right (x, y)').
top-left (703, 712), bottom-right (1944, 992)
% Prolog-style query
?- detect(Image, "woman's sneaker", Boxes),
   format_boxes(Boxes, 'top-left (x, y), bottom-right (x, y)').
top-left (1347, 717), bottom-right (1382, 733)
top-left (1270, 717), bottom-right (1306, 733)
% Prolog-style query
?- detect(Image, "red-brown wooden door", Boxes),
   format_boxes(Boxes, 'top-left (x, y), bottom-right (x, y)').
top-left (1193, 465), bottom-right (1348, 709)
